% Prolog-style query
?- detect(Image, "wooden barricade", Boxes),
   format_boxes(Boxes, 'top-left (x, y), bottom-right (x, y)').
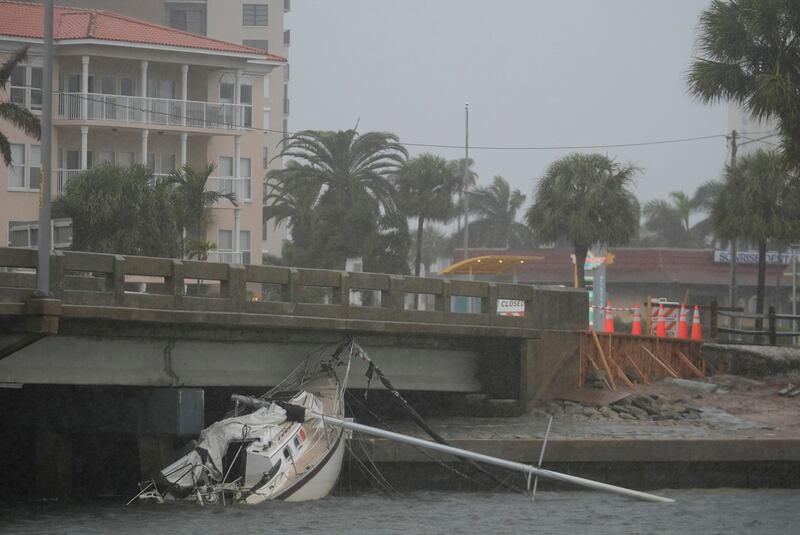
top-left (579, 332), bottom-right (706, 391)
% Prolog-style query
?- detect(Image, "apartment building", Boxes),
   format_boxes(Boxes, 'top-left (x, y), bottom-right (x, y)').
top-left (24, 0), bottom-right (292, 257)
top-left (0, 0), bottom-right (285, 264)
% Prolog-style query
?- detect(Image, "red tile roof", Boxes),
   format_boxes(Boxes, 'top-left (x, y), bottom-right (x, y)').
top-left (0, 1), bottom-right (286, 61)
top-left (453, 247), bottom-right (788, 288)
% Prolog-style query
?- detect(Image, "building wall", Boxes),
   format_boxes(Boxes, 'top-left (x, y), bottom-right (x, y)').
top-left (35, 0), bottom-right (291, 259)
top-left (1, 39), bottom-right (273, 264)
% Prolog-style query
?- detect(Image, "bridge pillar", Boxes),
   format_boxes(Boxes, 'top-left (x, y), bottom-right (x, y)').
top-left (520, 331), bottom-right (582, 409)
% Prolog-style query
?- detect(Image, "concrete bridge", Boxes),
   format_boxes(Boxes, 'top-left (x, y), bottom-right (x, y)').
top-left (0, 246), bottom-right (586, 403)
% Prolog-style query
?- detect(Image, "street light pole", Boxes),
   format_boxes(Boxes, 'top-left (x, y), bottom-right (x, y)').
top-left (462, 102), bottom-right (470, 263)
top-left (37, 0), bottom-right (54, 296)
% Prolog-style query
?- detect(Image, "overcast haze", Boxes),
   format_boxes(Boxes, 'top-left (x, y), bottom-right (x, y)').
top-left (287, 0), bottom-right (729, 204)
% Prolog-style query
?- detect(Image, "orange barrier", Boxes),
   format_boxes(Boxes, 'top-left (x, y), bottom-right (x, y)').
top-left (655, 303), bottom-right (666, 337)
top-left (631, 306), bottom-right (642, 335)
top-left (604, 301), bottom-right (615, 333)
top-left (691, 304), bottom-right (703, 341)
top-left (677, 304), bottom-right (689, 339)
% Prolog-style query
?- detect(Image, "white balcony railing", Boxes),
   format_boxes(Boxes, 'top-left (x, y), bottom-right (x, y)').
top-left (207, 176), bottom-right (252, 203)
top-left (56, 168), bottom-right (84, 193)
top-left (56, 92), bottom-right (250, 131)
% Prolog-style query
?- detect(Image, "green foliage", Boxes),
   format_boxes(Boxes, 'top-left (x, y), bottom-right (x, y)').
top-left (267, 129), bottom-right (410, 272)
top-left (0, 47), bottom-right (41, 166)
top-left (395, 153), bottom-right (459, 275)
top-left (166, 163), bottom-right (237, 254)
top-left (688, 0), bottom-right (800, 163)
top-left (461, 175), bottom-right (536, 249)
top-left (526, 153), bottom-right (640, 286)
top-left (711, 149), bottom-right (800, 244)
top-left (52, 164), bottom-right (181, 257)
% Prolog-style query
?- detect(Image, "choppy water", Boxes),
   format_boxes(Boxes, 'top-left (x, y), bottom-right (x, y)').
top-left (2, 490), bottom-right (799, 534)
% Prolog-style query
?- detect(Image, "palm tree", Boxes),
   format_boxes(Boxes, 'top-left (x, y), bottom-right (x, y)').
top-left (688, 0), bottom-right (800, 163)
top-left (1, 47), bottom-right (41, 165)
top-left (395, 153), bottom-right (459, 276)
top-left (166, 163), bottom-right (237, 256)
top-left (278, 129), bottom-right (406, 215)
top-left (449, 157), bottom-right (478, 234)
top-left (526, 153), bottom-right (640, 287)
top-left (642, 191), bottom-right (694, 247)
top-left (411, 225), bottom-right (450, 276)
top-left (264, 161), bottom-right (323, 258)
top-left (711, 149), bottom-right (800, 330)
top-left (462, 175), bottom-right (535, 249)
top-left (275, 129), bottom-right (407, 267)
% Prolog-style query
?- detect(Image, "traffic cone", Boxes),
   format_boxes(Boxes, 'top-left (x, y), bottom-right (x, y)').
top-left (604, 301), bottom-right (615, 333)
top-left (690, 305), bottom-right (703, 341)
top-left (656, 303), bottom-right (666, 337)
top-left (677, 304), bottom-right (689, 339)
top-left (631, 305), bottom-right (642, 335)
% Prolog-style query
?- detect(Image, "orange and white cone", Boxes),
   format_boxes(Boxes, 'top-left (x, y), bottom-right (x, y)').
top-left (604, 301), bottom-right (615, 333)
top-left (690, 305), bottom-right (703, 341)
top-left (677, 304), bottom-right (689, 339)
top-left (631, 305), bottom-right (642, 336)
top-left (656, 303), bottom-right (666, 337)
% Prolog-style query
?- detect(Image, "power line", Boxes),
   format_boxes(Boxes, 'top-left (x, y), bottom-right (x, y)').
top-left (19, 88), bottom-right (782, 152)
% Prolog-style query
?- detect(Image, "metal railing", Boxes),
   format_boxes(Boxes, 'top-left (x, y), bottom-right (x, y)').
top-left (56, 92), bottom-right (250, 130)
top-left (205, 251), bottom-right (243, 264)
top-left (207, 176), bottom-right (251, 202)
top-left (56, 169), bottom-right (83, 193)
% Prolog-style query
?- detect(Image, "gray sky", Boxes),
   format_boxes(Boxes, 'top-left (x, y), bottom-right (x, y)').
top-left (287, 0), bottom-right (729, 205)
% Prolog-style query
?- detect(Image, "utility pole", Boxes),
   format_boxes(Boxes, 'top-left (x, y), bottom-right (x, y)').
top-left (462, 103), bottom-right (470, 262)
top-left (727, 129), bottom-right (738, 309)
top-left (37, 0), bottom-right (54, 296)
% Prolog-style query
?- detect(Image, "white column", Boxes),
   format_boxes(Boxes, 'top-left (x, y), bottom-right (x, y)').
top-left (180, 64), bottom-right (188, 126)
top-left (180, 132), bottom-right (188, 168)
top-left (140, 61), bottom-right (148, 97)
top-left (80, 55), bottom-right (89, 120)
top-left (80, 126), bottom-right (89, 170)
top-left (233, 208), bottom-right (241, 262)
top-left (141, 129), bottom-right (149, 167)
top-left (233, 135), bottom-right (242, 178)
top-left (234, 69), bottom-right (242, 126)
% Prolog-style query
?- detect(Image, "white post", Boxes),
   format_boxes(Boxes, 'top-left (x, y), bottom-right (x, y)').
top-left (141, 129), bottom-right (149, 167)
top-left (181, 64), bottom-right (188, 126)
top-left (234, 69), bottom-right (242, 126)
top-left (80, 55), bottom-right (89, 120)
top-left (140, 60), bottom-right (148, 122)
top-left (233, 207), bottom-right (241, 263)
top-left (37, 0), bottom-right (54, 295)
top-left (80, 126), bottom-right (89, 170)
top-left (180, 132), bottom-right (188, 168)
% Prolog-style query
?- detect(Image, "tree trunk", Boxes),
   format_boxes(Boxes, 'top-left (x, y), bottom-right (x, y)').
top-left (574, 244), bottom-right (588, 289)
top-left (415, 215), bottom-right (425, 277)
top-left (755, 239), bottom-right (767, 336)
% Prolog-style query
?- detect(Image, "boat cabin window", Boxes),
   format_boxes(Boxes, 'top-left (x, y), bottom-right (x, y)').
top-left (283, 447), bottom-right (291, 459)
top-left (293, 436), bottom-right (301, 449)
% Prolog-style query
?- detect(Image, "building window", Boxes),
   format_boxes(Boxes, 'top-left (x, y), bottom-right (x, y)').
top-left (30, 67), bottom-right (42, 111)
top-left (219, 74), bottom-right (235, 103)
top-left (240, 77), bottom-right (253, 127)
top-left (218, 156), bottom-right (234, 177)
top-left (10, 66), bottom-right (26, 106)
top-left (244, 39), bottom-right (269, 53)
top-left (243, 4), bottom-right (268, 26)
top-left (262, 146), bottom-right (269, 169)
top-left (283, 118), bottom-right (288, 135)
top-left (168, 3), bottom-right (206, 35)
top-left (240, 230), bottom-right (251, 264)
top-left (8, 144), bottom-right (25, 189)
top-left (262, 110), bottom-right (270, 130)
top-left (240, 157), bottom-right (252, 201)
top-left (29, 145), bottom-right (41, 190)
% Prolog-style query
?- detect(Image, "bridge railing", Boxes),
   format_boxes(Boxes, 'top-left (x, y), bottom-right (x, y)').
top-left (0, 248), bottom-right (587, 330)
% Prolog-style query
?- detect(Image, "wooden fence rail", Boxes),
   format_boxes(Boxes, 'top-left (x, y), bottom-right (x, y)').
top-left (579, 332), bottom-right (706, 391)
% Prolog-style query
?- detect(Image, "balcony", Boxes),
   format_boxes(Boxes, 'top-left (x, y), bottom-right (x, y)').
top-left (56, 169), bottom-right (83, 194)
top-left (206, 250), bottom-right (243, 264)
top-left (207, 176), bottom-right (252, 203)
top-left (56, 92), bottom-right (250, 131)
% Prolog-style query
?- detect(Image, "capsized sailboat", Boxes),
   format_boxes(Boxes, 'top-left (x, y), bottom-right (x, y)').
top-left (134, 342), bottom-right (353, 505)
